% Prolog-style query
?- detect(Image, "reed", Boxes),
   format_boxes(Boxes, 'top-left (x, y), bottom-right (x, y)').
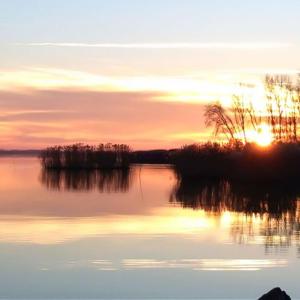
top-left (40, 143), bottom-right (131, 169)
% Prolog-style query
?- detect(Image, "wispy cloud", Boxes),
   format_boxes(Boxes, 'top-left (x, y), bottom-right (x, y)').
top-left (0, 67), bottom-right (264, 108)
top-left (0, 67), bottom-right (246, 98)
top-left (15, 42), bottom-right (292, 50)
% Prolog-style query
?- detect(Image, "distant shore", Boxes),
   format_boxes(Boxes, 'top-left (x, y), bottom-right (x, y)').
top-left (0, 149), bottom-right (41, 157)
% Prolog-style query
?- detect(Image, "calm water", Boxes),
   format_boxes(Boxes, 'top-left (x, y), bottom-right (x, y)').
top-left (0, 157), bottom-right (299, 299)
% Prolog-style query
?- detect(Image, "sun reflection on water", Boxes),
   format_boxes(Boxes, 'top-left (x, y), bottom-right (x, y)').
top-left (0, 205), bottom-right (298, 249)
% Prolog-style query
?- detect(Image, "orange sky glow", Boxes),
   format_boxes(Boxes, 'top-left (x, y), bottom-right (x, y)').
top-left (0, 67), bottom-right (297, 149)
top-left (1, 0), bottom-right (300, 149)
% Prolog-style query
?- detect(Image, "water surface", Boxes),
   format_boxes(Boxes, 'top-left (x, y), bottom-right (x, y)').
top-left (0, 157), bottom-right (299, 299)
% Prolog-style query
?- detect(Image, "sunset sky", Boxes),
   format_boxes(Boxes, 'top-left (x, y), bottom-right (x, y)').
top-left (1, 0), bottom-right (300, 149)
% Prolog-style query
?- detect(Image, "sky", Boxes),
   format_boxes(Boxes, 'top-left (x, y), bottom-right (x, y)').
top-left (0, 0), bottom-right (300, 149)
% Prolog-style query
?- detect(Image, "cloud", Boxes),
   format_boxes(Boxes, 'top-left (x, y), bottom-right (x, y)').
top-left (15, 42), bottom-right (292, 50)
top-left (0, 89), bottom-right (208, 149)
top-left (0, 68), bottom-right (262, 105)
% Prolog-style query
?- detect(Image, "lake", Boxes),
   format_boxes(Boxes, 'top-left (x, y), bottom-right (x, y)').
top-left (0, 157), bottom-right (299, 299)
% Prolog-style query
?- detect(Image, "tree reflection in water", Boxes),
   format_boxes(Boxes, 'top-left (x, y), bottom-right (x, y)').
top-left (40, 168), bottom-right (132, 193)
top-left (170, 179), bottom-right (300, 254)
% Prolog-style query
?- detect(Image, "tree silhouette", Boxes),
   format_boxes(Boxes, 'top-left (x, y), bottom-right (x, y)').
top-left (205, 74), bottom-right (300, 144)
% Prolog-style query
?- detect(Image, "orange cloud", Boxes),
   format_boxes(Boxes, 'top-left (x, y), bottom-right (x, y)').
top-left (0, 89), bottom-right (209, 149)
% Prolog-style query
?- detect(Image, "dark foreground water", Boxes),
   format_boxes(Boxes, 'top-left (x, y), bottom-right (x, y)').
top-left (0, 157), bottom-right (299, 299)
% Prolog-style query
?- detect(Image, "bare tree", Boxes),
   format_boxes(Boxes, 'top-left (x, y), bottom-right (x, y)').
top-left (265, 74), bottom-right (300, 142)
top-left (247, 99), bottom-right (261, 132)
top-left (232, 95), bottom-right (248, 143)
top-left (204, 102), bottom-right (238, 143)
top-left (291, 75), bottom-right (300, 141)
top-left (265, 75), bottom-right (293, 141)
top-left (205, 74), bottom-right (300, 146)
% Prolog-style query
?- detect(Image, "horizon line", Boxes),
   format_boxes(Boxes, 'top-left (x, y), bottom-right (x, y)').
top-left (14, 42), bottom-right (292, 50)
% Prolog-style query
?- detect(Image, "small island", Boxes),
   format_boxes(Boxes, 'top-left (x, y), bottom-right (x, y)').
top-left (40, 143), bottom-right (131, 169)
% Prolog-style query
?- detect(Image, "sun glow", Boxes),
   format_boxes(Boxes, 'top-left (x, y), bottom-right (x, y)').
top-left (247, 123), bottom-right (273, 147)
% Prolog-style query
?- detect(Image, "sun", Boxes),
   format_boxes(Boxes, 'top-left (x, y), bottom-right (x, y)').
top-left (248, 123), bottom-right (273, 147)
